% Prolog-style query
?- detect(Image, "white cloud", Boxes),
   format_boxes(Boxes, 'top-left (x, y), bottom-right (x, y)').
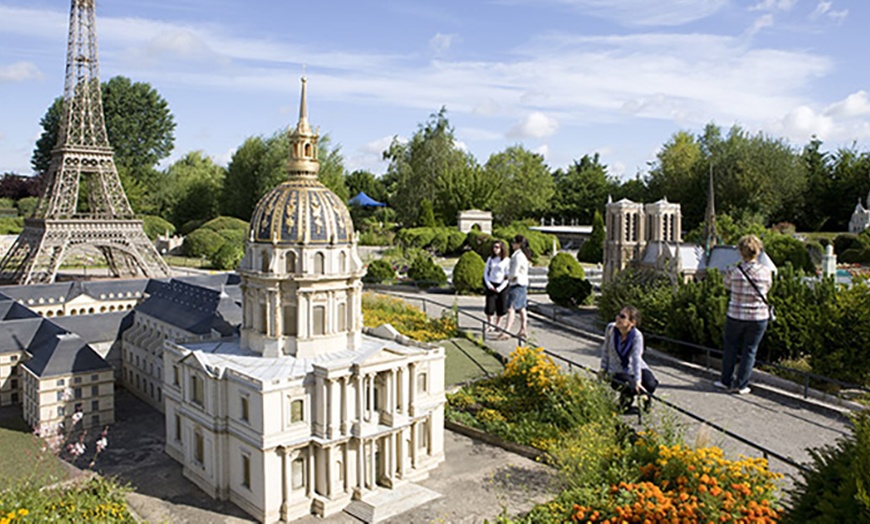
top-left (459, 127), bottom-right (503, 141)
top-left (810, 1), bottom-right (848, 23)
top-left (0, 61), bottom-right (43, 83)
top-left (745, 14), bottom-right (774, 37)
top-left (533, 144), bottom-right (550, 161)
top-left (527, 0), bottom-right (728, 26)
top-left (826, 91), bottom-right (870, 119)
top-left (750, 0), bottom-right (796, 11)
top-left (429, 33), bottom-right (457, 56)
top-left (507, 112), bottom-right (559, 139)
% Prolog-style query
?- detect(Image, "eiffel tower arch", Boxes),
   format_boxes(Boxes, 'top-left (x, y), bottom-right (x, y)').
top-left (0, 0), bottom-right (170, 285)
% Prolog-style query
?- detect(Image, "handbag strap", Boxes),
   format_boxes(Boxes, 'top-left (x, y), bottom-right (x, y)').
top-left (737, 263), bottom-right (769, 305)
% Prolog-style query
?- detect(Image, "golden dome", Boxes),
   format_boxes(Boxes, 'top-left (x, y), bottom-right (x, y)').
top-left (250, 178), bottom-right (353, 245)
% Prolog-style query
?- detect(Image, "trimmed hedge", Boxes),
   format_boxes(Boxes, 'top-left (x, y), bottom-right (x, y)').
top-left (182, 228), bottom-right (225, 258)
top-left (452, 250), bottom-right (485, 294)
top-left (363, 259), bottom-right (395, 284)
top-left (408, 253), bottom-right (447, 288)
top-left (546, 253), bottom-right (591, 307)
top-left (141, 215), bottom-right (175, 241)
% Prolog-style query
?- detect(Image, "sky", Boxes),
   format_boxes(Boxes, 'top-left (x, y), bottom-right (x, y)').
top-left (1, 0), bottom-right (868, 182)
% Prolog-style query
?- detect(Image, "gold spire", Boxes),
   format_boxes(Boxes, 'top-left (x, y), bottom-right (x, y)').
top-left (287, 76), bottom-right (319, 179)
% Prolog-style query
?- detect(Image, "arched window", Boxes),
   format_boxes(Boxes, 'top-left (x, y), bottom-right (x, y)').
top-left (339, 252), bottom-right (347, 273)
top-left (314, 252), bottom-right (325, 274)
top-left (304, 143), bottom-right (312, 157)
top-left (285, 251), bottom-right (296, 274)
top-left (261, 251), bottom-right (270, 273)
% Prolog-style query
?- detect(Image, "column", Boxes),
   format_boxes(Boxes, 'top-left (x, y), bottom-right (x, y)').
top-left (267, 289), bottom-right (278, 337)
top-left (367, 374), bottom-right (374, 422)
top-left (279, 447), bottom-right (288, 521)
top-left (387, 370), bottom-right (394, 418)
top-left (408, 364), bottom-right (415, 416)
top-left (306, 446), bottom-right (313, 498)
top-left (325, 446), bottom-right (332, 498)
top-left (340, 377), bottom-right (348, 435)
top-left (355, 374), bottom-right (363, 428)
top-left (325, 378), bottom-right (333, 437)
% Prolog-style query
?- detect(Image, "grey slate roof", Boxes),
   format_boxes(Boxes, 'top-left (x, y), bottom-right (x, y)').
top-left (136, 278), bottom-right (241, 336)
top-left (51, 311), bottom-right (133, 345)
top-left (23, 329), bottom-right (111, 378)
top-left (0, 299), bottom-right (41, 320)
top-left (0, 317), bottom-right (45, 352)
top-left (0, 278), bottom-right (149, 305)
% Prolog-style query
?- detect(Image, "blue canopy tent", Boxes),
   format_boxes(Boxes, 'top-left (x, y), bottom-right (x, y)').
top-left (348, 191), bottom-right (386, 207)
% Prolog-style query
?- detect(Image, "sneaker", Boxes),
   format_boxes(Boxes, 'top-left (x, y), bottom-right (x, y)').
top-left (713, 380), bottom-right (729, 390)
top-left (734, 386), bottom-right (751, 395)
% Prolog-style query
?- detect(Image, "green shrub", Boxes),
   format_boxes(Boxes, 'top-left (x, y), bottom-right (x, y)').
top-left (180, 219), bottom-right (208, 236)
top-left (762, 232), bottom-right (814, 273)
top-left (397, 226), bottom-right (467, 256)
top-left (418, 198), bottom-right (437, 227)
top-left (407, 253), bottom-right (447, 288)
top-left (810, 281), bottom-right (870, 386)
top-left (666, 268), bottom-right (728, 356)
top-left (547, 253), bottom-right (591, 307)
top-left (840, 247), bottom-right (870, 264)
top-left (215, 228), bottom-right (246, 244)
top-left (15, 196), bottom-right (38, 217)
top-left (452, 250), bottom-right (485, 294)
top-left (0, 216), bottom-right (24, 234)
top-left (363, 259), bottom-right (395, 283)
top-left (201, 216), bottom-right (249, 232)
top-left (397, 227), bottom-right (436, 250)
top-left (578, 210), bottom-right (605, 263)
top-left (465, 229), bottom-right (495, 260)
top-left (833, 233), bottom-right (863, 256)
top-left (597, 268), bottom-right (673, 336)
top-left (182, 228), bottom-right (225, 258)
top-left (495, 221), bottom-right (557, 263)
top-left (211, 241), bottom-right (244, 270)
top-left (140, 215), bottom-right (175, 241)
top-left (784, 412), bottom-right (870, 523)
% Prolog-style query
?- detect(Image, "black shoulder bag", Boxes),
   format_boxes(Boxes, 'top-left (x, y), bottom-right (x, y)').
top-left (737, 263), bottom-right (776, 322)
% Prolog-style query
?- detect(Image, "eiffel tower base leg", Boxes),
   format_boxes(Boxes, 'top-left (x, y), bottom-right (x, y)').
top-left (0, 218), bottom-right (171, 285)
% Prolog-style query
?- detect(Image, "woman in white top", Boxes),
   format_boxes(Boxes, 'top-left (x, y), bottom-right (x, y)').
top-left (483, 240), bottom-right (511, 333)
top-left (501, 235), bottom-right (531, 340)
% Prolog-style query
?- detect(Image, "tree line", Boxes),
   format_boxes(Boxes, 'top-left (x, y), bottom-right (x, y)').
top-left (4, 77), bottom-right (870, 236)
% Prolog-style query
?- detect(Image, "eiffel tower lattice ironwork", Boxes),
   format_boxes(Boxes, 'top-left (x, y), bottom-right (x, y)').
top-left (0, 0), bottom-right (171, 285)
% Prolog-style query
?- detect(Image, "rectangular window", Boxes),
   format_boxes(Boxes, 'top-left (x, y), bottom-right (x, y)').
top-left (57, 405), bottom-right (65, 417)
top-left (173, 366), bottom-right (180, 386)
top-left (242, 454), bottom-right (251, 489)
top-left (56, 379), bottom-right (65, 387)
top-left (195, 432), bottom-right (204, 464)
top-left (290, 399), bottom-right (303, 423)
top-left (175, 414), bottom-right (182, 441)
top-left (10, 355), bottom-right (18, 362)
top-left (74, 377), bottom-right (82, 384)
top-left (313, 306), bottom-right (325, 336)
top-left (91, 414), bottom-right (100, 427)
top-left (91, 400), bottom-right (99, 412)
top-left (10, 379), bottom-right (17, 389)
top-left (91, 374), bottom-right (99, 382)
top-left (74, 388), bottom-right (82, 399)
top-left (91, 385), bottom-right (99, 397)
top-left (292, 458), bottom-right (305, 489)
top-left (338, 303), bottom-right (347, 331)
top-left (191, 376), bottom-right (203, 406)
top-left (240, 395), bottom-right (249, 422)
top-left (417, 373), bottom-right (428, 393)
top-left (283, 306), bottom-right (297, 336)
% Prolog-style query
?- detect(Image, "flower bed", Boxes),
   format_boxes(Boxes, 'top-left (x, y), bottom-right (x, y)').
top-left (362, 292), bottom-right (458, 342)
top-left (448, 346), bottom-right (784, 523)
top-left (0, 476), bottom-right (135, 523)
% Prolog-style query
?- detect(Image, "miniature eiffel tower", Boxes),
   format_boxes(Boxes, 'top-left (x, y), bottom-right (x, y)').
top-left (0, 0), bottom-right (171, 285)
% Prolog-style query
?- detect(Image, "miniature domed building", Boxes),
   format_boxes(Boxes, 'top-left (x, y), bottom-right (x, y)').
top-left (240, 77), bottom-right (365, 359)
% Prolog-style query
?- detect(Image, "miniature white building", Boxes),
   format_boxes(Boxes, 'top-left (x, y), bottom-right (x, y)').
top-left (162, 78), bottom-right (446, 522)
top-left (849, 191), bottom-right (870, 234)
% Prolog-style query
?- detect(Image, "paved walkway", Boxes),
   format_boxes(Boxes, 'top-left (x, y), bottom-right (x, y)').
top-left (383, 289), bottom-right (856, 483)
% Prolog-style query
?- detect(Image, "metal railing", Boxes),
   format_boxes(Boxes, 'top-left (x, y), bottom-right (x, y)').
top-left (378, 290), bottom-right (811, 473)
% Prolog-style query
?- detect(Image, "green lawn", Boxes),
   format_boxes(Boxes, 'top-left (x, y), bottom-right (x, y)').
top-left (443, 337), bottom-right (504, 386)
top-left (0, 414), bottom-right (69, 490)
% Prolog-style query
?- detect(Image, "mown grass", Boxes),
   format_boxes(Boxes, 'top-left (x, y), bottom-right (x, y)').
top-left (0, 414), bottom-right (68, 491)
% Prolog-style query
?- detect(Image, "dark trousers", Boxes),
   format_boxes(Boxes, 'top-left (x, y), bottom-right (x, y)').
top-left (610, 369), bottom-right (658, 398)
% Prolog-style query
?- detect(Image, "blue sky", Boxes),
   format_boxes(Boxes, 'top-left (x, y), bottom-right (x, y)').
top-left (0, 0), bottom-right (867, 181)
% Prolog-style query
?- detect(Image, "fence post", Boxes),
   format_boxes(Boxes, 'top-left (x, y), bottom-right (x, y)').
top-left (804, 375), bottom-right (810, 399)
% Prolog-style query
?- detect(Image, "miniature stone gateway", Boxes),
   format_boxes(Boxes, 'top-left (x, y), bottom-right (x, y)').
top-left (163, 78), bottom-right (446, 522)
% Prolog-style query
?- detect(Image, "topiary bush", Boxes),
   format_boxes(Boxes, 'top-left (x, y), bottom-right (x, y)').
top-left (465, 229), bottom-right (495, 260)
top-left (201, 216), bottom-right (249, 232)
top-left (833, 233), bottom-right (863, 256)
top-left (762, 232), bottom-right (814, 273)
top-left (578, 210), bottom-right (604, 263)
top-left (784, 412), bottom-right (870, 524)
top-left (407, 253), bottom-right (447, 288)
top-left (182, 228), bottom-right (226, 258)
top-left (452, 250), bottom-right (485, 294)
top-left (211, 241), bottom-right (244, 270)
top-left (140, 215), bottom-right (175, 241)
top-left (547, 253), bottom-right (591, 307)
top-left (363, 259), bottom-right (396, 284)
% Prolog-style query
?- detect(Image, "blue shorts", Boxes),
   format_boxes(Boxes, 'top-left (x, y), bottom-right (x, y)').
top-left (508, 285), bottom-right (527, 310)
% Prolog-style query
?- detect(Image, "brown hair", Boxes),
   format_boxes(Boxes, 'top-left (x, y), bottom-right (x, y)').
top-left (490, 240), bottom-right (507, 260)
top-left (511, 234), bottom-right (532, 260)
top-left (737, 235), bottom-right (763, 262)
top-left (622, 305), bottom-right (641, 327)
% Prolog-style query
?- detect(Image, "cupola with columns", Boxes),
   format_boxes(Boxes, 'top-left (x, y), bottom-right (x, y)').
top-left (239, 77), bottom-right (365, 358)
